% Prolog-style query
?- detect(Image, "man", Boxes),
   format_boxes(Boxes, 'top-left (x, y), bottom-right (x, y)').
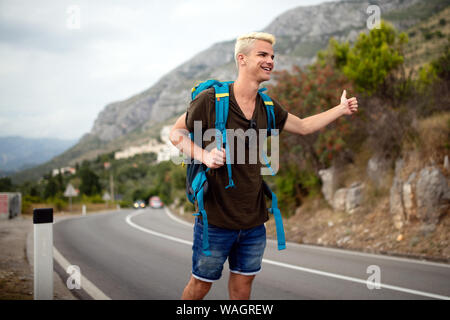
top-left (169, 32), bottom-right (358, 300)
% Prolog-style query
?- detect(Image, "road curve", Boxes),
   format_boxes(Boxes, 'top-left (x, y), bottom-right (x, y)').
top-left (53, 208), bottom-right (450, 300)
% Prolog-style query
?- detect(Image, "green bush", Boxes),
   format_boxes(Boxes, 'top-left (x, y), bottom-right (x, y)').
top-left (319, 21), bottom-right (408, 96)
top-left (49, 197), bottom-right (67, 212)
top-left (81, 194), bottom-right (104, 204)
top-left (119, 200), bottom-right (133, 208)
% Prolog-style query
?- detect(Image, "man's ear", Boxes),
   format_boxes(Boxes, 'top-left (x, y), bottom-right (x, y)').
top-left (237, 53), bottom-right (246, 66)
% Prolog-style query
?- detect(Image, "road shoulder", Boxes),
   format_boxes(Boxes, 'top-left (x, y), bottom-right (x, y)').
top-left (0, 214), bottom-right (77, 299)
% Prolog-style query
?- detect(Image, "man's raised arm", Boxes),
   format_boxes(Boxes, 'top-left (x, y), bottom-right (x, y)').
top-left (283, 90), bottom-right (358, 135)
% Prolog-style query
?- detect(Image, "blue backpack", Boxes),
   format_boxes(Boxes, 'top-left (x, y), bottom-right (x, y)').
top-left (185, 80), bottom-right (286, 256)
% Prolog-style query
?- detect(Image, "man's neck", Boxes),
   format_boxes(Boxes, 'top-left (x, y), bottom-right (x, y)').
top-left (234, 74), bottom-right (260, 101)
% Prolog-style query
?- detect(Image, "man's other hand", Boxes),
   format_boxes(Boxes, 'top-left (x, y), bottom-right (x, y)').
top-left (204, 148), bottom-right (226, 169)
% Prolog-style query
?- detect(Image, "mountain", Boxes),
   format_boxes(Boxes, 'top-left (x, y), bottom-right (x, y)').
top-left (0, 136), bottom-right (76, 176)
top-left (11, 0), bottom-right (450, 183)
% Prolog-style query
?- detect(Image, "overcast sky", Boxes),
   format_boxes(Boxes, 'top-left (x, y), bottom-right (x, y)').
top-left (0, 0), bottom-right (334, 141)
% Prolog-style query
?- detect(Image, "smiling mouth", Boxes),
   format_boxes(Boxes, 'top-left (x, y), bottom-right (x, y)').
top-left (261, 66), bottom-right (272, 72)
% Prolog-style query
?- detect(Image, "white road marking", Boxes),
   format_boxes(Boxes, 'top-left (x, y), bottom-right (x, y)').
top-left (125, 210), bottom-right (450, 300)
top-left (126, 210), bottom-right (192, 246)
top-left (53, 246), bottom-right (111, 300)
top-left (164, 206), bottom-right (193, 227)
top-left (53, 214), bottom-right (113, 300)
top-left (292, 243), bottom-right (450, 268)
top-left (261, 259), bottom-right (450, 300)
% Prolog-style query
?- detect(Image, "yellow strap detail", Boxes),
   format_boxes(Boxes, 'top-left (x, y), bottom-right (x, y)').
top-left (215, 93), bottom-right (229, 98)
top-left (264, 101), bottom-right (274, 106)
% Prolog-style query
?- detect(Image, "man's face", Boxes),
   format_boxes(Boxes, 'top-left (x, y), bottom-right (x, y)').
top-left (240, 40), bottom-right (275, 83)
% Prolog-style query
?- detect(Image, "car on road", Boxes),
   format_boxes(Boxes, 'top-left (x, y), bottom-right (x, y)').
top-left (133, 200), bottom-right (146, 209)
top-left (149, 196), bottom-right (163, 208)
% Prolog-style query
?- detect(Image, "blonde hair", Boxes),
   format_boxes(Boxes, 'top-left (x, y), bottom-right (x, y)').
top-left (234, 32), bottom-right (276, 68)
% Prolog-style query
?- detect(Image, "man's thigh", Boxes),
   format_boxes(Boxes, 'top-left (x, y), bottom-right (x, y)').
top-left (228, 224), bottom-right (266, 276)
top-left (192, 218), bottom-right (238, 282)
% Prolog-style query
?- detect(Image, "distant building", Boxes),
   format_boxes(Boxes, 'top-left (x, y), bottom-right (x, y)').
top-left (52, 167), bottom-right (76, 177)
top-left (114, 139), bottom-right (164, 160)
top-left (157, 125), bottom-right (181, 163)
top-left (114, 125), bottom-right (180, 163)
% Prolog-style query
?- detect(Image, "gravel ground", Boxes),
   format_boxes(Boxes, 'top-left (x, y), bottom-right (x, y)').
top-left (265, 197), bottom-right (450, 263)
top-left (0, 214), bottom-right (77, 300)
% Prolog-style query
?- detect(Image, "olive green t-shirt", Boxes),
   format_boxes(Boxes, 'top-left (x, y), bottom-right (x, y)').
top-left (185, 83), bottom-right (288, 230)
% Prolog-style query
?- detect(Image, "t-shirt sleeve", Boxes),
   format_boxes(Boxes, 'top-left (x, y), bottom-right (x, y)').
top-left (185, 89), bottom-right (213, 133)
top-left (272, 97), bottom-right (289, 133)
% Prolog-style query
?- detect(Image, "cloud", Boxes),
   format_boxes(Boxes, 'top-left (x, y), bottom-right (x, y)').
top-left (171, 0), bottom-right (243, 20)
top-left (0, 0), bottom-right (329, 140)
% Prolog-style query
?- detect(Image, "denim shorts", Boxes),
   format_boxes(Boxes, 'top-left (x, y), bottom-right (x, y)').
top-left (192, 217), bottom-right (267, 282)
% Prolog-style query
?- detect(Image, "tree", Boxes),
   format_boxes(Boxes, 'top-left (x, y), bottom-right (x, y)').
top-left (44, 174), bottom-right (59, 199)
top-left (79, 165), bottom-right (102, 196)
top-left (416, 46), bottom-right (450, 116)
top-left (430, 45), bottom-right (450, 81)
top-left (319, 20), bottom-right (408, 97)
top-left (0, 177), bottom-right (14, 192)
top-left (56, 170), bottom-right (65, 193)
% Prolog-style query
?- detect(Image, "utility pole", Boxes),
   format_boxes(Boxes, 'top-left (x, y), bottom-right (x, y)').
top-left (110, 172), bottom-right (115, 203)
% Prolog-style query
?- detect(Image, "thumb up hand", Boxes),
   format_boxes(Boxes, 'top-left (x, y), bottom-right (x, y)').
top-left (340, 90), bottom-right (358, 115)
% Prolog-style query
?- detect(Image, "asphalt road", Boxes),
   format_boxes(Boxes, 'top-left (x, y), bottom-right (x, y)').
top-left (53, 207), bottom-right (450, 300)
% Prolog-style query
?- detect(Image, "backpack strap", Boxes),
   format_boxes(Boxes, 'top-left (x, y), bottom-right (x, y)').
top-left (258, 88), bottom-right (277, 176)
top-left (191, 168), bottom-right (211, 256)
top-left (258, 88), bottom-right (277, 136)
top-left (192, 79), bottom-right (222, 100)
top-left (259, 90), bottom-right (286, 251)
top-left (193, 186), bottom-right (211, 256)
top-left (262, 181), bottom-right (286, 250)
top-left (213, 83), bottom-right (235, 189)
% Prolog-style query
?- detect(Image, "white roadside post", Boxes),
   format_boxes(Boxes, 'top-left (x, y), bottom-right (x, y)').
top-left (33, 208), bottom-right (54, 300)
top-left (82, 204), bottom-right (86, 216)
